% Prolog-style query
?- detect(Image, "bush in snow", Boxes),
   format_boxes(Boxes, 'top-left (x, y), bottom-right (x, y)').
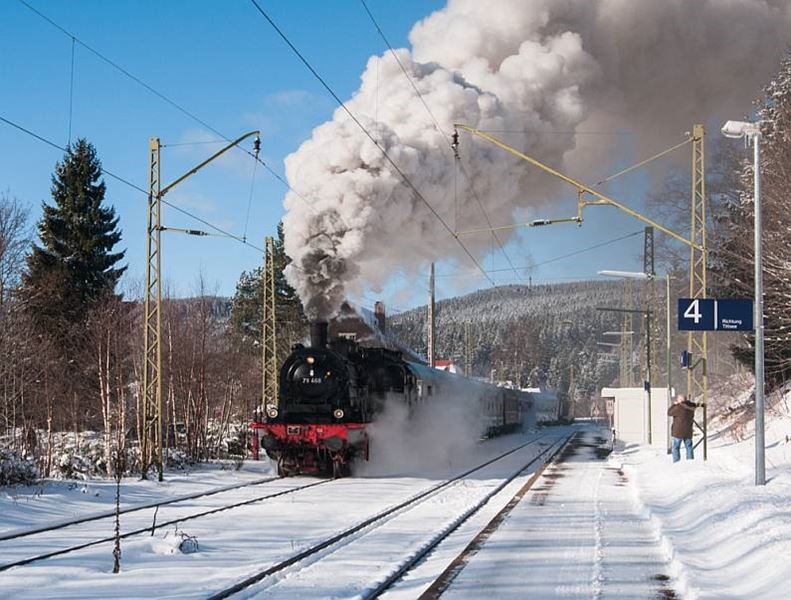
top-left (203, 420), bottom-right (247, 460)
top-left (0, 448), bottom-right (38, 485)
top-left (52, 432), bottom-right (109, 479)
top-left (165, 448), bottom-right (193, 470)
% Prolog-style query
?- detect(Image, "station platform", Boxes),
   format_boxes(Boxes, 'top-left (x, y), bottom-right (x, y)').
top-left (440, 426), bottom-right (674, 599)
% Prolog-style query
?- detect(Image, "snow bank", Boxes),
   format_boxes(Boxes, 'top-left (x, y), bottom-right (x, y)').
top-left (616, 379), bottom-right (791, 599)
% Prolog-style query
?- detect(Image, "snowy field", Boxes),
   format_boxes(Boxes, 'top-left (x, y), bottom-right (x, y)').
top-left (0, 460), bottom-right (275, 536)
top-left (0, 427), bottom-right (572, 598)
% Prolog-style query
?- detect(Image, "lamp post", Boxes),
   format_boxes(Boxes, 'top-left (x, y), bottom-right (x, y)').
top-left (721, 120), bottom-right (764, 486)
top-left (599, 269), bottom-right (673, 447)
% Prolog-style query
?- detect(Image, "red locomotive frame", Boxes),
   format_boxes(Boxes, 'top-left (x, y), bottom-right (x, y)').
top-left (250, 421), bottom-right (369, 476)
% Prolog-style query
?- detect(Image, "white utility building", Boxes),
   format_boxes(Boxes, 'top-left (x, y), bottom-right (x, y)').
top-left (600, 387), bottom-right (674, 450)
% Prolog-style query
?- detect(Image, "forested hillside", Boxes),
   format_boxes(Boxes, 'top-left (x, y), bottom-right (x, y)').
top-left (389, 280), bottom-right (627, 400)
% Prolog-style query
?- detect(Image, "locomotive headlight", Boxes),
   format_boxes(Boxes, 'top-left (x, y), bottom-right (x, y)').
top-left (333, 408), bottom-right (344, 419)
top-left (266, 406), bottom-right (279, 419)
top-left (306, 356), bottom-right (315, 364)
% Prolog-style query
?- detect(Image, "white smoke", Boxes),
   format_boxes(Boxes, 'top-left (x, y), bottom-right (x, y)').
top-left (282, 0), bottom-right (791, 319)
top-left (355, 391), bottom-right (486, 477)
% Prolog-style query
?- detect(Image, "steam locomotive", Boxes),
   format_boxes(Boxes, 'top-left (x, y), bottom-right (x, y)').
top-left (250, 322), bottom-right (531, 477)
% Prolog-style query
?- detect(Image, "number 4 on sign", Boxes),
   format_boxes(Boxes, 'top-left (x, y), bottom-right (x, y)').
top-left (677, 298), bottom-right (715, 331)
top-left (684, 299), bottom-right (702, 324)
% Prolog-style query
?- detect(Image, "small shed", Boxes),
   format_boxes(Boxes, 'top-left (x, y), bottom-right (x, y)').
top-left (600, 386), bottom-right (674, 450)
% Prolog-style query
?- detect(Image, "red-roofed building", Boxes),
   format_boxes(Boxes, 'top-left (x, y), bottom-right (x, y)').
top-left (433, 359), bottom-right (459, 374)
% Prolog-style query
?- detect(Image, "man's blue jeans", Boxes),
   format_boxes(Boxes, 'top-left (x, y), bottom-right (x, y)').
top-left (672, 437), bottom-right (694, 462)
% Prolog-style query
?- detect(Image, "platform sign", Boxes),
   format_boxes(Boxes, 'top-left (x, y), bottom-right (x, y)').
top-left (677, 298), bottom-right (753, 332)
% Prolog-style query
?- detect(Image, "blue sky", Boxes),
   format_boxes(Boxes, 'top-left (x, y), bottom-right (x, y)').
top-left (1, 0), bottom-right (656, 312)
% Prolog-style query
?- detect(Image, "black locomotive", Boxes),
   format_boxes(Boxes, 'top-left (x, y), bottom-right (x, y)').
top-left (251, 321), bottom-right (528, 477)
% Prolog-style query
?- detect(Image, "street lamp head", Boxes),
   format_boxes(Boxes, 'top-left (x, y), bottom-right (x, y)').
top-left (597, 269), bottom-right (651, 280)
top-left (721, 120), bottom-right (760, 140)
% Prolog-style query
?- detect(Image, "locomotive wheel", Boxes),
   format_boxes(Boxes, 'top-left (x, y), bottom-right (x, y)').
top-left (331, 458), bottom-right (350, 478)
top-left (277, 455), bottom-right (299, 477)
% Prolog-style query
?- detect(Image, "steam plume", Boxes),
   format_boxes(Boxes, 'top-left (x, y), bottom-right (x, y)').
top-left (283, 0), bottom-right (791, 319)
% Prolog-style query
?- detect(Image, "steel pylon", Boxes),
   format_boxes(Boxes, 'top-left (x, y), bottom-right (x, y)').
top-left (464, 321), bottom-right (472, 377)
top-left (142, 137), bottom-right (163, 480)
top-left (687, 124), bottom-right (708, 459)
top-left (262, 236), bottom-right (278, 410)
top-left (620, 279), bottom-right (634, 387)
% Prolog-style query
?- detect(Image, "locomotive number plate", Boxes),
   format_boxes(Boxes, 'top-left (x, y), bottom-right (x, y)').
top-left (286, 426), bottom-right (302, 435)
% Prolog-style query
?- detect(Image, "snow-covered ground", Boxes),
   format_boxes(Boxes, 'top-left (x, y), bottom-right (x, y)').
top-left (394, 425), bottom-right (674, 599)
top-left (620, 388), bottom-right (791, 599)
top-left (0, 459), bottom-right (274, 535)
top-left (0, 427), bottom-right (569, 598)
top-left (3, 388), bottom-right (789, 599)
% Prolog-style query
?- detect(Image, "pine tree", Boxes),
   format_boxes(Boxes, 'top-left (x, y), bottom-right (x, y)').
top-left (229, 222), bottom-right (306, 357)
top-left (23, 139), bottom-right (126, 328)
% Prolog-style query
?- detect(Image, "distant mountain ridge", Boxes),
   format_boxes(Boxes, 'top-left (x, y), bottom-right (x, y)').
top-left (388, 280), bottom-right (628, 400)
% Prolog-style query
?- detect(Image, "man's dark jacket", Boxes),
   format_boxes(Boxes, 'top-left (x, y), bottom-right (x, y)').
top-left (667, 401), bottom-right (697, 439)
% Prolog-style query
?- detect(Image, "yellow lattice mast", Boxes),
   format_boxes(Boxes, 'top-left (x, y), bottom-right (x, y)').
top-left (262, 236), bottom-right (278, 413)
top-left (142, 137), bottom-right (162, 480)
top-left (688, 124), bottom-right (708, 458)
top-left (452, 122), bottom-right (710, 456)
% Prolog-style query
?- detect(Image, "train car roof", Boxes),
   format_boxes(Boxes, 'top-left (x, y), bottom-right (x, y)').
top-left (405, 361), bottom-right (531, 397)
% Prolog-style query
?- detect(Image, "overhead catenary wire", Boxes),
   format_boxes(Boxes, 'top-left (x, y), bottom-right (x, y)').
top-left (0, 114), bottom-right (265, 254)
top-left (14, 0), bottom-right (337, 237)
top-left (434, 229), bottom-right (644, 279)
top-left (359, 0), bottom-right (447, 139)
top-left (16, 0), bottom-right (223, 138)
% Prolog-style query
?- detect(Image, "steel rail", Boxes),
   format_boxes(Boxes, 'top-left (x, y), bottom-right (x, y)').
top-left (207, 432), bottom-right (559, 600)
top-left (417, 432), bottom-right (584, 598)
top-left (0, 475), bottom-right (279, 543)
top-left (362, 433), bottom-right (575, 599)
top-left (0, 478), bottom-right (331, 573)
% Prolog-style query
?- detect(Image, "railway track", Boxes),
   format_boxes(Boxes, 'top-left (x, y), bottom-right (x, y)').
top-left (0, 476), bottom-right (331, 573)
top-left (207, 431), bottom-right (569, 600)
top-left (0, 475), bottom-right (280, 543)
top-left (373, 432), bottom-right (576, 599)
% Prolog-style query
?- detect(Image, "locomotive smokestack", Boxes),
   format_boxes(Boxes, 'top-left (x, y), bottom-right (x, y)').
top-left (310, 321), bottom-right (329, 348)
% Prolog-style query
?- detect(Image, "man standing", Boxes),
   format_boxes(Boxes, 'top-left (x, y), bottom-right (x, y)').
top-left (668, 394), bottom-right (698, 462)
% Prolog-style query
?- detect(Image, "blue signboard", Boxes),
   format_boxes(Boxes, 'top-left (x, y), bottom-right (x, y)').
top-left (677, 298), bottom-right (753, 332)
